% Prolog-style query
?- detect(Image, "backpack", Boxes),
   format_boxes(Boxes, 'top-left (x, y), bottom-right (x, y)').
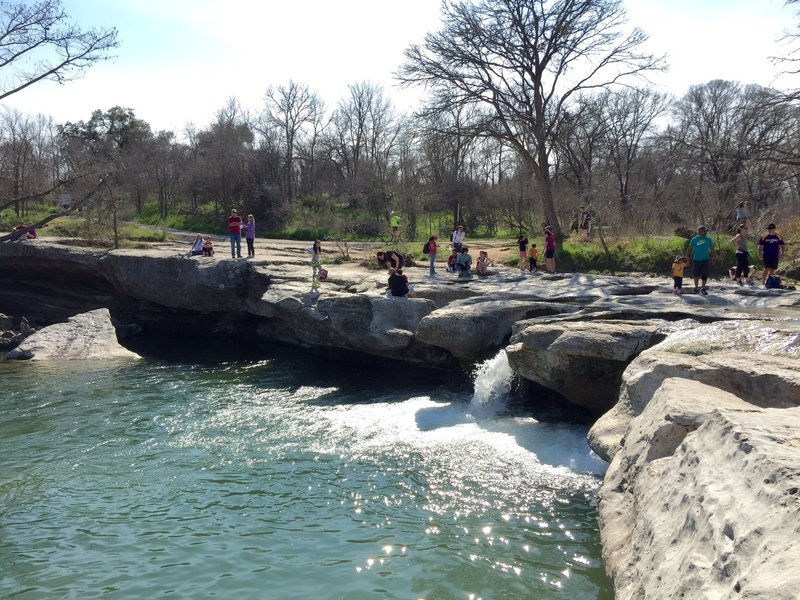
top-left (765, 275), bottom-right (781, 289)
top-left (422, 242), bottom-right (430, 254)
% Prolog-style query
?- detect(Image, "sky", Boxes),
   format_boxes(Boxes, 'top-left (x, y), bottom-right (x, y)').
top-left (2, 0), bottom-right (798, 136)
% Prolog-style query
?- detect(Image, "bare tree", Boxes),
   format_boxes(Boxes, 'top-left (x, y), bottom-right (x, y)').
top-left (260, 81), bottom-right (321, 201)
top-left (0, 0), bottom-right (118, 101)
top-left (399, 0), bottom-right (664, 238)
top-left (600, 87), bottom-right (669, 212)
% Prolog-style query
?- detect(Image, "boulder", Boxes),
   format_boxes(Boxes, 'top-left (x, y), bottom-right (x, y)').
top-left (599, 378), bottom-right (800, 600)
top-left (415, 298), bottom-right (573, 359)
top-left (589, 320), bottom-right (800, 461)
top-left (506, 320), bottom-right (661, 414)
top-left (6, 308), bottom-right (140, 361)
top-left (98, 250), bottom-right (270, 311)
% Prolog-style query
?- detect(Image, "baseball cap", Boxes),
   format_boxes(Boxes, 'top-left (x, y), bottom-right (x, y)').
top-left (767, 223), bottom-right (776, 229)
top-left (697, 226), bottom-right (708, 232)
top-left (675, 255), bottom-right (684, 261)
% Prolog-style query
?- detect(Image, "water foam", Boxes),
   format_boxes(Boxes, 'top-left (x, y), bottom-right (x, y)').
top-left (468, 349), bottom-right (514, 419)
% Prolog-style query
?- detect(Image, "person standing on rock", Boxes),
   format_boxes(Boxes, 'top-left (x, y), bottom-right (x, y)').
top-left (451, 224), bottom-right (465, 253)
top-left (544, 227), bottom-right (556, 273)
top-left (517, 233), bottom-right (529, 270)
top-left (729, 224), bottom-right (750, 285)
top-left (243, 214), bottom-right (256, 258)
top-left (758, 223), bottom-right (785, 286)
top-left (688, 226), bottom-right (713, 295)
top-left (307, 239), bottom-right (323, 290)
top-left (227, 209), bottom-right (243, 258)
top-left (427, 235), bottom-right (439, 277)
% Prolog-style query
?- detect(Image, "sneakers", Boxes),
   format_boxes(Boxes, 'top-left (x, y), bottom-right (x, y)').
top-left (700, 287), bottom-right (708, 295)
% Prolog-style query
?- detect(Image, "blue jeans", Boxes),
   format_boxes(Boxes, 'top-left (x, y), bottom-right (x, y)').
top-left (229, 233), bottom-right (241, 257)
top-left (429, 253), bottom-right (436, 276)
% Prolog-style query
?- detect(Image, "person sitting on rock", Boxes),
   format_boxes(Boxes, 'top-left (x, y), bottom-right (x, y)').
top-left (377, 249), bottom-right (403, 271)
top-left (387, 268), bottom-right (414, 297)
top-left (190, 234), bottom-right (204, 256)
top-left (476, 250), bottom-right (493, 276)
top-left (14, 223), bottom-right (36, 239)
top-left (202, 236), bottom-right (214, 256)
top-left (456, 246), bottom-right (472, 277)
top-left (446, 248), bottom-right (458, 272)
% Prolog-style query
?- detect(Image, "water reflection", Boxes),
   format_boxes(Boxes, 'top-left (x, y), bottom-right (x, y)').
top-left (0, 355), bottom-right (612, 599)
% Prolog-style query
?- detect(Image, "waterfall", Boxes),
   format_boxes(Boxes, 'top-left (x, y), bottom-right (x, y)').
top-left (468, 349), bottom-right (514, 419)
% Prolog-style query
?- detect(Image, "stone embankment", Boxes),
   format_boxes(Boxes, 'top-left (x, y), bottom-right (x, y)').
top-left (2, 237), bottom-right (799, 599)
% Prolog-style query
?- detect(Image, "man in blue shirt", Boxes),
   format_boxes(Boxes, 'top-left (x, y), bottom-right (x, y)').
top-left (688, 226), bottom-right (714, 295)
top-left (758, 223), bottom-right (785, 286)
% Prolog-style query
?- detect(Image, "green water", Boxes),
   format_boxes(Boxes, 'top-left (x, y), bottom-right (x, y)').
top-left (0, 354), bottom-right (612, 599)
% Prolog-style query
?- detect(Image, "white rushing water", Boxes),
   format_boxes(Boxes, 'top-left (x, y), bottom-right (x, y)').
top-left (469, 349), bottom-right (515, 419)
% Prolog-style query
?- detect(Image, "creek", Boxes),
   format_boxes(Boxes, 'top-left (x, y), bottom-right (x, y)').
top-left (0, 346), bottom-right (612, 599)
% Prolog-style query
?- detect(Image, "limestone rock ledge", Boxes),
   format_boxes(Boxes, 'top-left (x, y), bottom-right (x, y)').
top-left (599, 378), bottom-right (800, 600)
top-left (6, 308), bottom-right (140, 361)
top-left (506, 320), bottom-right (662, 414)
top-left (589, 320), bottom-right (800, 462)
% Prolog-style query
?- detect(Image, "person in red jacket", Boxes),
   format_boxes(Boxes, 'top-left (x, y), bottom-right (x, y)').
top-left (227, 208), bottom-right (243, 258)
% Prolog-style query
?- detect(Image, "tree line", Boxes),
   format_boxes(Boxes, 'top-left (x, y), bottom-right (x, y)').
top-left (2, 0), bottom-right (799, 243)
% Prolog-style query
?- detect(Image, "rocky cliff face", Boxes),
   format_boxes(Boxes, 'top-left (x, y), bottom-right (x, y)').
top-left (598, 378), bottom-right (800, 600)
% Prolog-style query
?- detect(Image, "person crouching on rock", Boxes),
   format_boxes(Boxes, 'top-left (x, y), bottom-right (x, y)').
top-left (456, 246), bottom-right (472, 277)
top-left (388, 268), bottom-right (415, 297)
top-left (377, 249), bottom-right (404, 271)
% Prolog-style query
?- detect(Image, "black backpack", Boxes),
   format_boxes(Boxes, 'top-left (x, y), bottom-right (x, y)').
top-left (422, 242), bottom-right (430, 254)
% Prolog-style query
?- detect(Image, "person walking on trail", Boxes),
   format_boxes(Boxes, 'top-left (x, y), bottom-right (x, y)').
top-left (426, 235), bottom-right (439, 277)
top-left (307, 239), bottom-right (323, 290)
top-left (227, 208), bottom-right (243, 258)
top-left (451, 225), bottom-right (465, 252)
top-left (729, 224), bottom-right (750, 285)
top-left (758, 223), bottom-right (785, 286)
top-left (688, 226), bottom-right (713, 295)
top-left (544, 227), bottom-right (556, 273)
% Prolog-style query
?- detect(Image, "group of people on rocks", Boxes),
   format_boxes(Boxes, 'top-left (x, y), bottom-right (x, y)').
top-left (187, 208), bottom-right (257, 259)
top-left (517, 226), bottom-right (557, 273)
top-left (670, 222), bottom-right (786, 296)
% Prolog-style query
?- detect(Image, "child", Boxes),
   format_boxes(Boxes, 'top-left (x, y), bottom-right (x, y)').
top-left (671, 255), bottom-right (687, 296)
top-left (189, 234), bottom-right (204, 256)
top-left (476, 250), bottom-right (493, 276)
top-left (202, 236), bottom-right (214, 256)
top-left (528, 244), bottom-right (538, 272)
top-left (243, 214), bottom-right (256, 258)
top-left (446, 248), bottom-right (458, 272)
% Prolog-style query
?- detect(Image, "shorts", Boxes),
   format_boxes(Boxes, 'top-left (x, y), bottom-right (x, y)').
top-left (763, 257), bottom-right (779, 270)
top-left (544, 249), bottom-right (555, 259)
top-left (693, 259), bottom-right (710, 279)
top-left (519, 251), bottom-right (527, 260)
